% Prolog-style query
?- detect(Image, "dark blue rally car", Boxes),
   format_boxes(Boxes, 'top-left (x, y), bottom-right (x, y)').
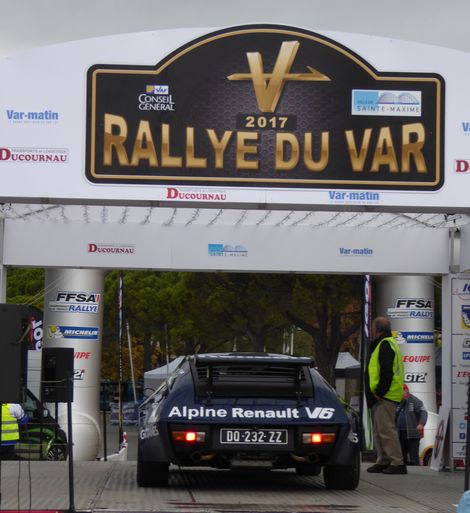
top-left (137, 353), bottom-right (360, 489)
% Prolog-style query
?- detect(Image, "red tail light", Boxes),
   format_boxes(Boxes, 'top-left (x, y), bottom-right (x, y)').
top-left (171, 431), bottom-right (206, 443)
top-left (302, 433), bottom-right (336, 444)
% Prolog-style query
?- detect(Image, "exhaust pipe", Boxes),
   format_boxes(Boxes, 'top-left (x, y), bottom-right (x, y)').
top-left (306, 452), bottom-right (319, 464)
top-left (191, 451), bottom-right (215, 462)
top-left (290, 452), bottom-right (319, 464)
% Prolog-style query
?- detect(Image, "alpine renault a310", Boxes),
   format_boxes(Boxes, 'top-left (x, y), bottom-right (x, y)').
top-left (137, 353), bottom-right (361, 489)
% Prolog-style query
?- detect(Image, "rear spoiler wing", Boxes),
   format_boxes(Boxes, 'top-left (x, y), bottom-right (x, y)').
top-left (194, 354), bottom-right (314, 366)
top-left (191, 353), bottom-right (315, 402)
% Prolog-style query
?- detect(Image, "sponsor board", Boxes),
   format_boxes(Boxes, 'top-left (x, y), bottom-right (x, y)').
top-left (351, 89), bottom-right (422, 117)
top-left (88, 243), bottom-right (135, 254)
top-left (28, 315), bottom-right (43, 351)
top-left (73, 369), bottom-right (85, 380)
top-left (140, 425), bottom-right (159, 439)
top-left (48, 291), bottom-right (101, 314)
top-left (462, 305), bottom-right (470, 329)
top-left (48, 325), bottom-right (99, 339)
top-left (327, 191), bottom-right (380, 204)
top-left (402, 355), bottom-right (432, 363)
top-left (138, 85), bottom-right (175, 111)
top-left (0, 147), bottom-right (68, 163)
top-left (463, 122), bottom-right (470, 135)
top-left (455, 369), bottom-right (470, 379)
top-left (404, 371), bottom-right (427, 383)
top-left (338, 247), bottom-right (373, 256)
top-left (455, 159), bottom-right (470, 173)
top-left (387, 298), bottom-right (433, 319)
top-left (453, 281), bottom-right (470, 296)
top-left (5, 109), bottom-right (59, 123)
top-left (208, 244), bottom-right (248, 257)
top-left (74, 351), bottom-right (92, 360)
top-left (167, 406), bottom-right (335, 420)
top-left (166, 187), bottom-right (227, 201)
top-left (394, 331), bottom-right (434, 344)
top-left (86, 25), bottom-right (443, 191)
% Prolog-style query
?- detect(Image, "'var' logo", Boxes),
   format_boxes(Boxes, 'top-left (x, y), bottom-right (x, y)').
top-left (227, 41), bottom-right (330, 112)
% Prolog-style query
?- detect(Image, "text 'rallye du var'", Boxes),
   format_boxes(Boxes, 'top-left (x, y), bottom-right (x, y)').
top-left (137, 353), bottom-right (360, 489)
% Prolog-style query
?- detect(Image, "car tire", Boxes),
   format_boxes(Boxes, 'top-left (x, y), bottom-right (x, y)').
top-left (136, 447), bottom-right (169, 487)
top-left (46, 444), bottom-right (67, 461)
top-left (323, 451), bottom-right (360, 490)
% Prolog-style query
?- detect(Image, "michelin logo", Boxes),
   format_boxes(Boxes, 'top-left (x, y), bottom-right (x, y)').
top-left (48, 325), bottom-right (99, 340)
top-left (394, 331), bottom-right (434, 344)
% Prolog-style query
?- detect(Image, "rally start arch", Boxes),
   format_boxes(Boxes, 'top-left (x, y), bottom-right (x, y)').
top-left (2, 24), bottom-right (470, 464)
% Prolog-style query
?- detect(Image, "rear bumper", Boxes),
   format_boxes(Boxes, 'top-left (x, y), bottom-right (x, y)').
top-left (140, 421), bottom-right (359, 469)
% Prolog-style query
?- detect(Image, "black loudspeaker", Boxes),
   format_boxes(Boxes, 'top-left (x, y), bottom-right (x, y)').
top-left (41, 347), bottom-right (74, 403)
top-left (0, 304), bottom-right (30, 403)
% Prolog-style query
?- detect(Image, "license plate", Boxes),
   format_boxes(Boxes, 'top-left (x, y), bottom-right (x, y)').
top-left (220, 428), bottom-right (288, 445)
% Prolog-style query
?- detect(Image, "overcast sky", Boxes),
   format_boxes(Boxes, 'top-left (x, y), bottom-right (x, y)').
top-left (1, 0), bottom-right (470, 58)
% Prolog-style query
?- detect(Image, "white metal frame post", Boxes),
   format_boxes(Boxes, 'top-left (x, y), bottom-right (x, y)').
top-left (441, 273), bottom-right (453, 467)
top-left (0, 219), bottom-right (7, 303)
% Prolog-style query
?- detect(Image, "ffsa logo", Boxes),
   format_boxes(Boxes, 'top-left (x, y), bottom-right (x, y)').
top-left (227, 41), bottom-right (330, 112)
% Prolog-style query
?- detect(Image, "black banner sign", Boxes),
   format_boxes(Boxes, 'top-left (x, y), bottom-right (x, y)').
top-left (86, 25), bottom-right (444, 190)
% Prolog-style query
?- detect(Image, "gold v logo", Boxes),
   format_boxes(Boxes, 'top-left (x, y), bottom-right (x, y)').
top-left (228, 41), bottom-right (331, 113)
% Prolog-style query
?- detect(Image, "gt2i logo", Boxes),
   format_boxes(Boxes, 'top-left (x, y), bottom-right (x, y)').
top-left (404, 372), bottom-right (427, 383)
top-left (73, 369), bottom-right (85, 380)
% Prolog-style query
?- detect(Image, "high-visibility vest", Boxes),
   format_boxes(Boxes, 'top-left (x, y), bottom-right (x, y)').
top-left (368, 336), bottom-right (404, 402)
top-left (1, 404), bottom-right (19, 443)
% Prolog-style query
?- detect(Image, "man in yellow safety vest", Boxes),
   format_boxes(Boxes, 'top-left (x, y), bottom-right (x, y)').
top-left (365, 316), bottom-right (406, 475)
top-left (1, 403), bottom-right (28, 460)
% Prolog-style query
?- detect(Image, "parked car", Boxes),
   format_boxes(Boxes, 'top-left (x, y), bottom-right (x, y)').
top-left (137, 352), bottom-right (361, 489)
top-left (15, 389), bottom-right (68, 461)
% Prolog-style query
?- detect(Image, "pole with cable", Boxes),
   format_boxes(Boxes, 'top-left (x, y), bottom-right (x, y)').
top-left (465, 376), bottom-right (470, 491)
top-left (360, 274), bottom-right (373, 450)
top-left (117, 271), bottom-right (123, 447)
top-left (126, 322), bottom-right (137, 403)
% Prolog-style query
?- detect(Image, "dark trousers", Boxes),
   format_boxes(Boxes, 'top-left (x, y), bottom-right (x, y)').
top-left (0, 444), bottom-right (16, 460)
top-left (399, 431), bottom-right (420, 465)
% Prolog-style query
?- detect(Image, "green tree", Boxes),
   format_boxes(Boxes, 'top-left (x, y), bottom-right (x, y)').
top-left (6, 267), bottom-right (45, 309)
top-left (284, 275), bottom-right (362, 385)
top-left (179, 273), bottom-right (289, 352)
top-left (103, 271), bottom-right (182, 376)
